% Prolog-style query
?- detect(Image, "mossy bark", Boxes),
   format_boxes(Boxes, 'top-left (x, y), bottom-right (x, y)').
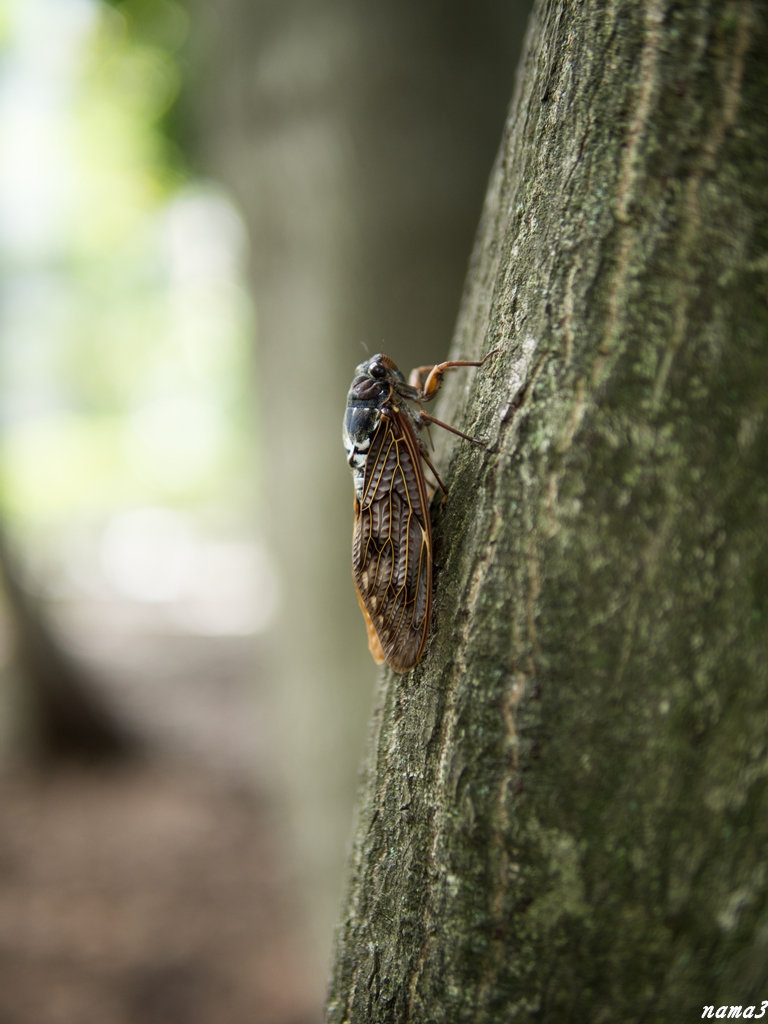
top-left (327, 0), bottom-right (768, 1019)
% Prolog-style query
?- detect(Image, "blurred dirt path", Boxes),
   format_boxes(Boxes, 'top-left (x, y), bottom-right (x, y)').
top-left (0, 761), bottom-right (318, 1024)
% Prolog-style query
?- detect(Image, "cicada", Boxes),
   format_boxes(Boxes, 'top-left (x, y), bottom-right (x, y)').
top-left (343, 351), bottom-right (495, 672)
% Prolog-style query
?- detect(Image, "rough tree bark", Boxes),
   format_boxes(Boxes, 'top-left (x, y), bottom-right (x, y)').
top-left (328, 1), bottom-right (768, 1019)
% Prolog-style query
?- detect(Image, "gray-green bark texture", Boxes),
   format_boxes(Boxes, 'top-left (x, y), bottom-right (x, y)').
top-left (327, 0), bottom-right (768, 1020)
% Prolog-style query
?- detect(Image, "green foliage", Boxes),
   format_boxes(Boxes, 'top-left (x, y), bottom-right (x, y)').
top-left (0, 0), bottom-right (255, 539)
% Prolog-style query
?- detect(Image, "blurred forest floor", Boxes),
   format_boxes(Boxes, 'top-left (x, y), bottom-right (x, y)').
top-left (0, 603), bottom-right (318, 1024)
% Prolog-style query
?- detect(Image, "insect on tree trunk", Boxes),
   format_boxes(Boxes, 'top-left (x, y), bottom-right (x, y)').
top-left (327, 1), bottom-right (768, 1019)
top-left (177, 0), bottom-right (531, 980)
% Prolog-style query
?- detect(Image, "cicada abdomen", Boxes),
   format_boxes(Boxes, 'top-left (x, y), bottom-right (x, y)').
top-left (343, 351), bottom-right (494, 672)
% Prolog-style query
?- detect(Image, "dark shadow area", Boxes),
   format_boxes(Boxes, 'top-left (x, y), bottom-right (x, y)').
top-left (0, 534), bottom-right (134, 763)
top-left (0, 762), bottom-right (317, 1024)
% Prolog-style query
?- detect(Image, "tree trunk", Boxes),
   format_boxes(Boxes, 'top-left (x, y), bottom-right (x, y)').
top-left (0, 537), bottom-right (133, 763)
top-left (328, 1), bottom-right (768, 1019)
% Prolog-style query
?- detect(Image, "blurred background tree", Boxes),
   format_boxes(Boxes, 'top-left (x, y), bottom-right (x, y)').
top-left (0, 0), bottom-right (272, 767)
top-left (0, 3), bottom-right (306, 1019)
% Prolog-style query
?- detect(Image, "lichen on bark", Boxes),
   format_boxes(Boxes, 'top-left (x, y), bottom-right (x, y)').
top-left (327, 1), bottom-right (768, 1020)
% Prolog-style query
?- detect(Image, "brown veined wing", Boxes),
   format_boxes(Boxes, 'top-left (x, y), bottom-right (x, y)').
top-left (352, 410), bottom-right (432, 672)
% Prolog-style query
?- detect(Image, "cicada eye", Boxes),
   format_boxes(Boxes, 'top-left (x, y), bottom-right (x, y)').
top-left (369, 361), bottom-right (387, 380)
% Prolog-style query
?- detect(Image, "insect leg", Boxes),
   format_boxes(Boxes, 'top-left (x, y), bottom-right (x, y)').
top-left (418, 444), bottom-right (449, 497)
top-left (418, 410), bottom-right (486, 447)
top-left (408, 364), bottom-right (437, 389)
top-left (413, 349), bottom-right (498, 402)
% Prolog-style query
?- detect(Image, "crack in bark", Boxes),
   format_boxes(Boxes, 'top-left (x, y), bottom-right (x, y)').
top-left (560, 255), bottom-right (581, 366)
top-left (594, 0), bottom-right (666, 389)
top-left (615, 0), bottom-right (668, 225)
top-left (651, 0), bottom-right (753, 410)
top-left (543, 375), bottom-right (588, 537)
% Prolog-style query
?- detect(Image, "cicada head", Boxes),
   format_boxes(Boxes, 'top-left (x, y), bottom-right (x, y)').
top-left (349, 354), bottom-right (420, 404)
top-left (344, 354), bottom-right (420, 498)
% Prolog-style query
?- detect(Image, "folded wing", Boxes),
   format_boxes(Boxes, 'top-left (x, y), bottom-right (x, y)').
top-left (352, 412), bottom-right (432, 672)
